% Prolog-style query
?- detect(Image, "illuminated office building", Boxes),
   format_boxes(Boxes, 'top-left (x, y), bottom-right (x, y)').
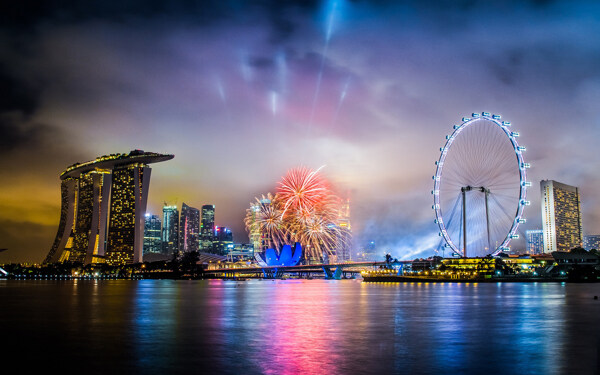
top-left (143, 214), bottom-right (162, 254)
top-left (179, 203), bottom-right (200, 253)
top-left (44, 150), bottom-right (173, 265)
top-left (201, 204), bottom-right (215, 251)
top-left (162, 205), bottom-right (179, 255)
top-left (526, 229), bottom-right (544, 255)
top-left (541, 180), bottom-right (583, 253)
top-left (213, 226), bottom-right (233, 255)
top-left (583, 235), bottom-right (600, 251)
top-left (247, 197), bottom-right (274, 252)
top-left (247, 202), bottom-right (262, 252)
top-left (335, 197), bottom-right (353, 262)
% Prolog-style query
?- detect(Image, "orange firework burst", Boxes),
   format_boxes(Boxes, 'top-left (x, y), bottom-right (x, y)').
top-left (277, 166), bottom-right (330, 218)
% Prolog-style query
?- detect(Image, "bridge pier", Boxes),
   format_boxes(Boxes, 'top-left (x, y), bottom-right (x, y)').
top-left (322, 266), bottom-right (343, 280)
top-left (261, 268), bottom-right (282, 279)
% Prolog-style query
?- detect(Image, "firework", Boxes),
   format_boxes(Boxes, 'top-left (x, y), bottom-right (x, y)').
top-left (244, 193), bottom-right (288, 251)
top-left (246, 166), bottom-right (350, 263)
top-left (277, 166), bottom-right (329, 218)
top-left (287, 214), bottom-right (342, 261)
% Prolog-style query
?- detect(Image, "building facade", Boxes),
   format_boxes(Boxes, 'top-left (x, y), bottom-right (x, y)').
top-left (247, 197), bottom-right (275, 252)
top-left (213, 226), bottom-right (233, 255)
top-left (540, 180), bottom-right (583, 253)
top-left (179, 203), bottom-right (200, 253)
top-left (201, 204), bottom-right (216, 251)
top-left (143, 214), bottom-right (162, 254)
top-left (335, 197), bottom-right (353, 262)
top-left (162, 205), bottom-right (179, 256)
top-left (44, 150), bottom-right (173, 265)
top-left (526, 229), bottom-right (544, 255)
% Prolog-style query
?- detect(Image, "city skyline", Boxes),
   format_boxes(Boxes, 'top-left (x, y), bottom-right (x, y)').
top-left (2, 0), bottom-right (600, 263)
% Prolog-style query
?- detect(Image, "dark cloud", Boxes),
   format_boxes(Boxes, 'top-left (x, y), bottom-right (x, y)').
top-left (0, 220), bottom-right (57, 263)
top-left (0, 65), bottom-right (41, 114)
top-left (0, 119), bottom-right (56, 153)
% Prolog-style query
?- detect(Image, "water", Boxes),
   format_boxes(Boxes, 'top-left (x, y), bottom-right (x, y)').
top-left (2, 279), bottom-right (599, 374)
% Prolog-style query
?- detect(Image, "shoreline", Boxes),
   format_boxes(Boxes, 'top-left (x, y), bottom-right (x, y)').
top-left (361, 275), bottom-right (599, 283)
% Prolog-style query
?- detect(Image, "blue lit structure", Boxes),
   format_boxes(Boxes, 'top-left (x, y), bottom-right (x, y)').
top-left (255, 243), bottom-right (302, 267)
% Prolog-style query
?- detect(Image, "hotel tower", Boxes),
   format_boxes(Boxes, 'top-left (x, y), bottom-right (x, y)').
top-left (44, 150), bottom-right (173, 265)
top-left (540, 180), bottom-right (583, 253)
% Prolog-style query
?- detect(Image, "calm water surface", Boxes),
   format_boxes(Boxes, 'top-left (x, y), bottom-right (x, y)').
top-left (2, 279), bottom-right (599, 374)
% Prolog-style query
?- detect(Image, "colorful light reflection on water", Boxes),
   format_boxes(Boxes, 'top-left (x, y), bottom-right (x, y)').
top-left (1, 280), bottom-right (599, 374)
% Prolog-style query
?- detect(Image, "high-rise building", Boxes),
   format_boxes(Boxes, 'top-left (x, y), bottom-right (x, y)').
top-left (541, 180), bottom-right (583, 253)
top-left (213, 226), bottom-right (233, 255)
top-left (143, 214), bottom-right (162, 254)
top-left (246, 197), bottom-right (276, 252)
top-left (179, 203), bottom-right (200, 253)
top-left (44, 150), bottom-right (173, 265)
top-left (162, 205), bottom-right (179, 256)
top-left (201, 204), bottom-right (215, 251)
top-left (247, 202), bottom-right (262, 252)
top-left (526, 229), bottom-right (544, 255)
top-left (583, 235), bottom-right (600, 251)
top-left (335, 197), bottom-right (353, 262)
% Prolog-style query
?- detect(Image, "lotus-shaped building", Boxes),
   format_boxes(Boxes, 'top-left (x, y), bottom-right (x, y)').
top-left (254, 243), bottom-right (302, 267)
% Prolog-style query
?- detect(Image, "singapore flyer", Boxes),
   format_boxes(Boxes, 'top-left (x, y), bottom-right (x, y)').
top-left (433, 112), bottom-right (530, 257)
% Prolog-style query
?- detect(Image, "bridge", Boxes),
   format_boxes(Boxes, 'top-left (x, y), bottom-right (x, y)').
top-left (203, 260), bottom-right (413, 280)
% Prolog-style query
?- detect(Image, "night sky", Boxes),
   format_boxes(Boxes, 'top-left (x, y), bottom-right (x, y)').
top-left (1, 0), bottom-right (599, 263)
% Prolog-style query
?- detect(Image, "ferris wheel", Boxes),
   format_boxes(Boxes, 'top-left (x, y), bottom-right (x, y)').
top-left (432, 112), bottom-right (530, 257)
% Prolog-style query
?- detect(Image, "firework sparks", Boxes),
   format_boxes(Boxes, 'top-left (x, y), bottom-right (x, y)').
top-left (277, 166), bottom-right (329, 218)
top-left (246, 166), bottom-right (349, 263)
top-left (244, 193), bottom-right (287, 251)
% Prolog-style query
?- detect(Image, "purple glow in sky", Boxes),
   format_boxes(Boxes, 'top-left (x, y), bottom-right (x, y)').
top-left (1, 0), bottom-right (599, 263)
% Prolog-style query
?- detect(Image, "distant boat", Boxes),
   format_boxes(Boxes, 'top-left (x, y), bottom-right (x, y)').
top-left (0, 248), bottom-right (7, 253)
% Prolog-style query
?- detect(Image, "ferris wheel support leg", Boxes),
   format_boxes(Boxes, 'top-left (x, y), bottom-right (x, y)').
top-left (485, 189), bottom-right (491, 253)
top-left (462, 188), bottom-right (467, 258)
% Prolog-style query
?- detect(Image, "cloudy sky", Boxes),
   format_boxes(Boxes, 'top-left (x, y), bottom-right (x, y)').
top-left (1, 0), bottom-right (599, 263)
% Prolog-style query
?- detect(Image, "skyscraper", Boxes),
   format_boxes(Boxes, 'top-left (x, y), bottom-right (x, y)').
top-left (541, 180), bottom-right (583, 253)
top-left (336, 197), bottom-right (353, 262)
top-left (179, 203), bottom-right (200, 253)
top-left (201, 204), bottom-right (215, 251)
top-left (44, 150), bottom-right (173, 265)
top-left (162, 205), bottom-right (179, 256)
top-left (526, 229), bottom-right (544, 255)
top-left (143, 214), bottom-right (162, 254)
top-left (247, 197), bottom-right (274, 252)
top-left (213, 226), bottom-right (233, 255)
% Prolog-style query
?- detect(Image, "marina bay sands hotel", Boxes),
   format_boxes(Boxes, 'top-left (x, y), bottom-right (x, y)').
top-left (44, 150), bottom-right (173, 266)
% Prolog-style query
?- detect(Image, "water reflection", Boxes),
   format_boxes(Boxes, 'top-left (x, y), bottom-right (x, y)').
top-left (1, 280), bottom-right (599, 374)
